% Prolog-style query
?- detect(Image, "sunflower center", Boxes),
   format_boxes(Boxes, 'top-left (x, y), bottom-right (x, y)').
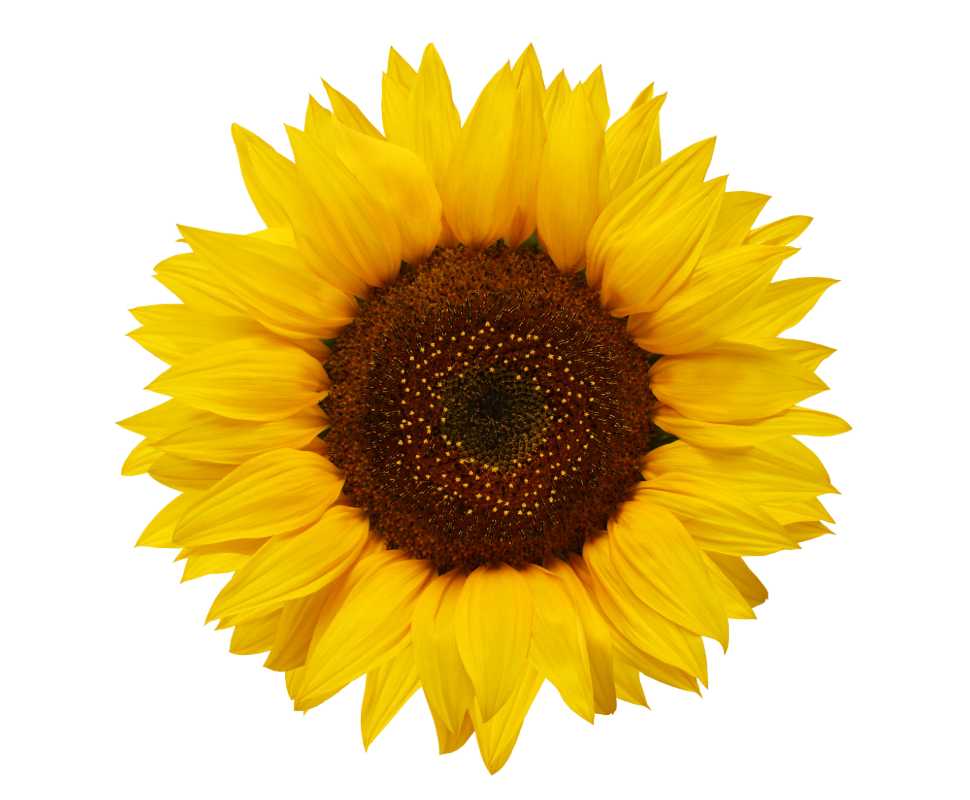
top-left (324, 244), bottom-right (656, 571)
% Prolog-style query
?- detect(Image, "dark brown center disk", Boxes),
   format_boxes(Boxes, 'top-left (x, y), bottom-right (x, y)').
top-left (323, 244), bottom-right (656, 571)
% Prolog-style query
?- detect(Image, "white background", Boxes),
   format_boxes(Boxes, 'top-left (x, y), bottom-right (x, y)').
top-left (2, 1), bottom-right (967, 797)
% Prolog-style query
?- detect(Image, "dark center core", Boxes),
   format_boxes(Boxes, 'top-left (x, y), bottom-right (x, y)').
top-left (323, 243), bottom-right (656, 571)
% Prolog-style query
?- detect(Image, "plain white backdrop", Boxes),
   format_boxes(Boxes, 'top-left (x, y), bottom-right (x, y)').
top-left (2, 1), bottom-right (967, 797)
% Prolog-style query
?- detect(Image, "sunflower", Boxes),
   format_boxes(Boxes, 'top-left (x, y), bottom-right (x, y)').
top-left (122, 44), bottom-right (847, 773)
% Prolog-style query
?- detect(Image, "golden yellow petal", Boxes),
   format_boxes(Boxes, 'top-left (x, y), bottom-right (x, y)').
top-left (536, 87), bottom-right (608, 270)
top-left (323, 80), bottom-right (382, 138)
top-left (471, 666), bottom-right (544, 774)
top-left (605, 92), bottom-right (665, 197)
top-left (361, 643), bottom-right (420, 749)
top-left (207, 505), bottom-right (369, 622)
top-left (523, 565), bottom-right (595, 722)
top-left (173, 449), bottom-right (343, 547)
top-left (412, 572), bottom-right (475, 734)
top-left (649, 342), bottom-right (828, 423)
top-left (147, 334), bottom-right (328, 422)
top-left (454, 564), bottom-right (533, 722)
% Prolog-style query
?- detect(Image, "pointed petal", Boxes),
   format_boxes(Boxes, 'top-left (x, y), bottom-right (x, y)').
top-left (587, 138), bottom-right (716, 288)
top-left (129, 304), bottom-right (267, 365)
top-left (523, 565), bottom-right (595, 722)
top-left (745, 214), bottom-right (812, 246)
top-left (288, 127), bottom-right (403, 290)
top-left (147, 335), bottom-right (328, 422)
top-left (653, 404), bottom-right (850, 449)
top-left (154, 252), bottom-right (246, 316)
top-left (229, 609), bottom-right (282, 655)
top-left (638, 476), bottom-right (796, 555)
top-left (628, 245), bottom-right (793, 354)
top-left (536, 87), bottom-right (608, 270)
top-left (547, 559), bottom-right (616, 715)
top-left (122, 439), bottom-right (159, 475)
top-left (650, 342), bottom-right (827, 423)
top-left (361, 643), bottom-right (420, 749)
top-left (295, 551), bottom-right (432, 709)
top-left (599, 177), bottom-right (726, 315)
top-left (173, 449), bottom-right (343, 546)
top-left (702, 191), bottom-right (771, 254)
top-left (207, 505), bottom-right (369, 621)
top-left (135, 490), bottom-right (200, 547)
top-left (412, 572), bottom-right (475, 733)
top-left (583, 534), bottom-right (708, 679)
top-left (707, 554), bottom-right (768, 608)
top-left (609, 497), bottom-right (729, 647)
top-left (148, 453), bottom-right (233, 491)
top-left (605, 93), bottom-right (665, 197)
top-left (178, 227), bottom-right (357, 339)
top-left (471, 667), bottom-right (543, 774)
top-left (441, 65), bottom-right (519, 247)
top-left (578, 65), bottom-right (609, 128)
top-left (454, 564), bottom-right (533, 722)
top-left (433, 710), bottom-right (474, 755)
top-left (323, 80), bottom-right (381, 137)
top-left (406, 44), bottom-right (462, 190)
top-left (730, 277), bottom-right (838, 341)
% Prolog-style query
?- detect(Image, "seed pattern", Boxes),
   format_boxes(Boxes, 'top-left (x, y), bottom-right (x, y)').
top-left (324, 244), bottom-right (656, 571)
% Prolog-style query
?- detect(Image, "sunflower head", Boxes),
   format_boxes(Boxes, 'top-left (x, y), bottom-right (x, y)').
top-left (123, 43), bottom-right (847, 773)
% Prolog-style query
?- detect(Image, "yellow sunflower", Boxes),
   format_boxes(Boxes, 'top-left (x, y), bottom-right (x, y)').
top-left (122, 44), bottom-right (847, 773)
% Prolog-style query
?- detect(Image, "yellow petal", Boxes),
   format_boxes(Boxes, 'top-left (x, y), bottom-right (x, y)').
top-left (754, 337), bottom-right (836, 371)
top-left (605, 92), bottom-right (665, 197)
top-left (412, 572), bottom-right (475, 734)
top-left (178, 227), bottom-right (357, 340)
top-left (433, 710), bottom-right (474, 755)
top-left (129, 304), bottom-right (267, 365)
top-left (613, 658), bottom-right (647, 706)
top-left (405, 44), bottom-right (462, 192)
top-left (702, 191), bottom-right (771, 255)
top-left (697, 552), bottom-right (753, 620)
top-left (649, 342), bottom-right (828, 423)
top-left (147, 334), bottom-right (328, 422)
top-left (745, 214), bottom-right (812, 246)
top-left (178, 538), bottom-right (265, 582)
top-left (229, 609), bottom-right (282, 655)
top-left (707, 553), bottom-right (768, 609)
top-left (511, 44), bottom-right (544, 89)
top-left (231, 124), bottom-right (348, 288)
top-left (387, 47), bottom-right (417, 88)
top-left (324, 121), bottom-right (442, 263)
top-left (471, 666), bottom-right (543, 774)
top-left (536, 87), bottom-right (608, 269)
top-left (586, 138), bottom-right (716, 288)
top-left (122, 438), bottom-right (160, 475)
top-left (570, 554), bottom-right (702, 692)
top-left (207, 505), bottom-right (369, 622)
top-left (295, 550), bottom-right (432, 709)
top-left (729, 277), bottom-right (838, 341)
top-left (135, 490), bottom-right (200, 547)
top-left (454, 564), bottom-right (533, 722)
top-left (637, 476), bottom-right (797, 556)
top-left (599, 177), bottom-right (726, 315)
top-left (288, 127), bottom-right (403, 291)
top-left (523, 565), bottom-right (595, 722)
top-left (441, 65), bottom-right (519, 248)
top-left (264, 589), bottom-right (330, 672)
top-left (323, 80), bottom-right (381, 138)
top-left (644, 438), bottom-right (836, 501)
top-left (150, 405), bottom-right (326, 465)
top-left (174, 449), bottom-right (343, 546)
top-left (503, 56), bottom-right (546, 247)
top-left (583, 534), bottom-right (708, 680)
top-left (609, 497), bottom-right (729, 647)
top-left (543, 70), bottom-right (570, 122)
top-left (547, 558), bottom-right (616, 715)
top-left (361, 643), bottom-right (420, 749)
top-left (148, 453), bottom-right (233, 491)
top-left (652, 404), bottom-right (850, 449)
top-left (628, 244), bottom-right (794, 354)
top-left (578, 65), bottom-right (609, 129)
top-left (153, 252), bottom-right (245, 316)
top-left (381, 71), bottom-right (413, 149)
